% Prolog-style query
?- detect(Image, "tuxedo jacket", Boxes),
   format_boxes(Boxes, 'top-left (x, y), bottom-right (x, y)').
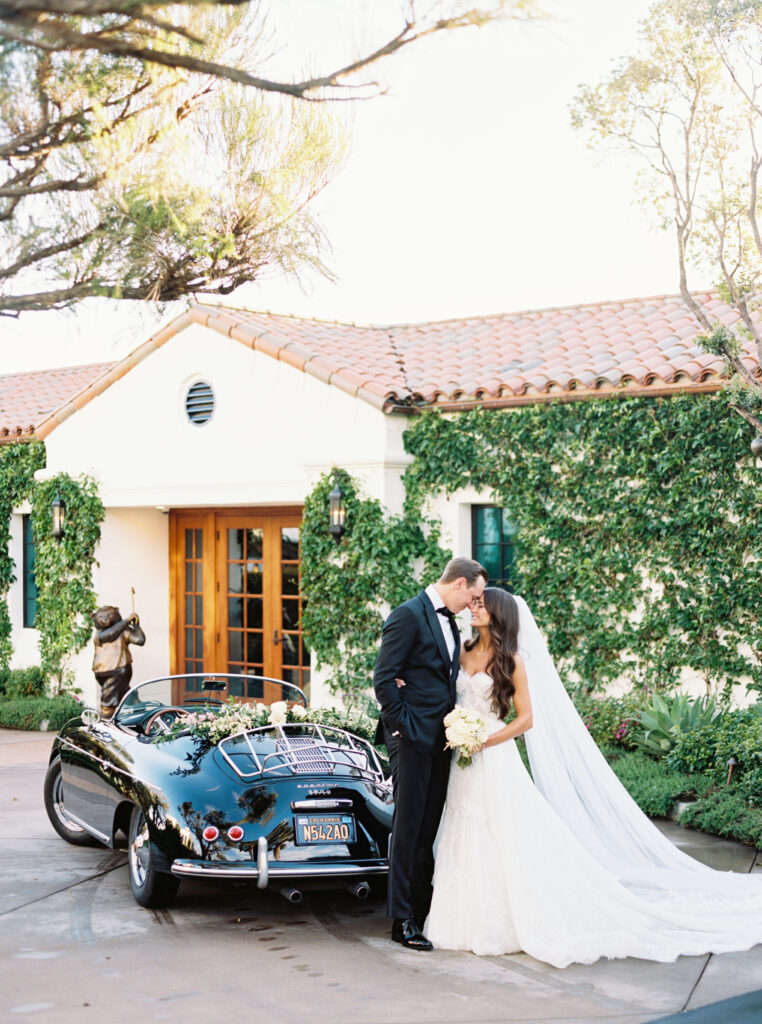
top-left (373, 590), bottom-right (460, 753)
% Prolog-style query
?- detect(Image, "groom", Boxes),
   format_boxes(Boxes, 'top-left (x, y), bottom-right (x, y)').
top-left (373, 557), bottom-right (487, 950)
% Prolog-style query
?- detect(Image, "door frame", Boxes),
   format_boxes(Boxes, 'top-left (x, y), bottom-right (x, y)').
top-left (169, 506), bottom-right (305, 694)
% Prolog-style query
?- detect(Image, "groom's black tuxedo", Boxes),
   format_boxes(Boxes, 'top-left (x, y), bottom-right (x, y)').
top-left (373, 589), bottom-right (461, 923)
top-left (374, 590), bottom-right (460, 751)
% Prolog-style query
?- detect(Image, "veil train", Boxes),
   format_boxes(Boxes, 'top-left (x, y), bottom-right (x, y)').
top-left (517, 595), bottom-right (762, 897)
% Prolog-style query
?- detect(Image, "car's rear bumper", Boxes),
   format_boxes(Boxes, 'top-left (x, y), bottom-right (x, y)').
top-left (170, 856), bottom-right (388, 887)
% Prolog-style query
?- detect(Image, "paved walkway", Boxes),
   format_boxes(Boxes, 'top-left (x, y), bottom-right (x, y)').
top-left (3, 727), bottom-right (762, 1024)
top-left (0, 726), bottom-right (56, 765)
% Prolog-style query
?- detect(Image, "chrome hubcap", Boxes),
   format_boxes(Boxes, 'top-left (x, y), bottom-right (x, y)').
top-left (52, 771), bottom-right (84, 832)
top-left (130, 812), bottom-right (150, 887)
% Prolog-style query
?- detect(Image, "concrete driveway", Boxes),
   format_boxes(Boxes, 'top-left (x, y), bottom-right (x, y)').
top-left (2, 728), bottom-right (762, 1024)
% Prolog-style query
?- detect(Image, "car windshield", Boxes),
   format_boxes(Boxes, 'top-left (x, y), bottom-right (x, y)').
top-left (114, 673), bottom-right (307, 726)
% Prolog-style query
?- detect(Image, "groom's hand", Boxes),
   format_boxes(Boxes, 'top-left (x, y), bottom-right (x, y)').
top-left (395, 678), bottom-right (406, 688)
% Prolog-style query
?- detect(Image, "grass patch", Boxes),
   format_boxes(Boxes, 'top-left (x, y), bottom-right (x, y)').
top-left (606, 749), bottom-right (713, 817)
top-left (605, 748), bottom-right (762, 850)
top-left (0, 695), bottom-right (81, 731)
top-left (678, 791), bottom-right (762, 849)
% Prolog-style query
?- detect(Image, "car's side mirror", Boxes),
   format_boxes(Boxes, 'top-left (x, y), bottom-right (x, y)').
top-left (82, 708), bottom-right (100, 727)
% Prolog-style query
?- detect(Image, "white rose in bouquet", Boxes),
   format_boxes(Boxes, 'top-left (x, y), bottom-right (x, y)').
top-left (290, 704), bottom-right (308, 720)
top-left (268, 701), bottom-right (288, 726)
top-left (444, 705), bottom-right (489, 769)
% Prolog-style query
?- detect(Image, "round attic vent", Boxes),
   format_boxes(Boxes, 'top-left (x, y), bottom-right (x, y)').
top-left (185, 380), bottom-right (215, 425)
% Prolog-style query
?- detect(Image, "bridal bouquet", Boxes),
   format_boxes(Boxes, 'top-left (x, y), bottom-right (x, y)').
top-left (443, 705), bottom-right (489, 769)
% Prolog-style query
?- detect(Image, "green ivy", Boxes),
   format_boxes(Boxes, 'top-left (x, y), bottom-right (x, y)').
top-left (31, 474), bottom-right (104, 692)
top-left (403, 393), bottom-right (762, 698)
top-left (300, 469), bottom-right (450, 698)
top-left (0, 441), bottom-right (46, 668)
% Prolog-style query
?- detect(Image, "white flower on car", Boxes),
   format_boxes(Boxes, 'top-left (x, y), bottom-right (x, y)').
top-left (290, 704), bottom-right (308, 719)
top-left (268, 701), bottom-right (288, 725)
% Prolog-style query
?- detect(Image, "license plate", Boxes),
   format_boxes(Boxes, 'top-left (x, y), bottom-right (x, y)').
top-left (294, 814), bottom-right (356, 846)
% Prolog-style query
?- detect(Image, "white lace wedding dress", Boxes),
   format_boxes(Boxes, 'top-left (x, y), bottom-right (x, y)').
top-left (424, 598), bottom-right (762, 968)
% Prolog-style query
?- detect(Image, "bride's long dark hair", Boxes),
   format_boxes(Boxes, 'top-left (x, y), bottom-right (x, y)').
top-left (464, 587), bottom-right (520, 718)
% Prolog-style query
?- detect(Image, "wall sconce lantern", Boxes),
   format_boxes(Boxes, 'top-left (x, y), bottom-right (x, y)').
top-left (51, 493), bottom-right (67, 540)
top-left (328, 481), bottom-right (346, 540)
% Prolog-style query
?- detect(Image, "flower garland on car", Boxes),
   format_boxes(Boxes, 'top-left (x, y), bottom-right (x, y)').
top-left (155, 699), bottom-right (380, 746)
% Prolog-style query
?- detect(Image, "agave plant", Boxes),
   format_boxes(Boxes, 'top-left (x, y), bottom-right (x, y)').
top-left (632, 692), bottom-right (722, 756)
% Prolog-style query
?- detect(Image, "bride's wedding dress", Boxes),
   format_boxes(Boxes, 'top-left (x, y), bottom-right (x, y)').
top-left (425, 597), bottom-right (762, 967)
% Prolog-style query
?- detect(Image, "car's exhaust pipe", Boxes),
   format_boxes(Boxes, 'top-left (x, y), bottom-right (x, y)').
top-left (280, 886), bottom-right (303, 904)
top-left (346, 880), bottom-right (371, 900)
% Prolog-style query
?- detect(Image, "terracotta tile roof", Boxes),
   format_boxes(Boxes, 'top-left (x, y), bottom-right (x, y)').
top-left (6, 291), bottom-right (760, 441)
top-left (0, 363), bottom-right (113, 443)
top-left (196, 291), bottom-right (760, 411)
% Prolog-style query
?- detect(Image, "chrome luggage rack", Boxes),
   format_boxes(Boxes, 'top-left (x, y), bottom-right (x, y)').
top-left (217, 723), bottom-right (388, 784)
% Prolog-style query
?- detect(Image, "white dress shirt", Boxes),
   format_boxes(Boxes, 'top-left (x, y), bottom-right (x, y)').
top-left (424, 583), bottom-right (458, 661)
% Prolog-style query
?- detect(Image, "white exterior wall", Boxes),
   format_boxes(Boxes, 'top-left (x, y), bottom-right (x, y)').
top-left (25, 322), bottom-right (409, 707)
top-left (42, 323), bottom-right (394, 508)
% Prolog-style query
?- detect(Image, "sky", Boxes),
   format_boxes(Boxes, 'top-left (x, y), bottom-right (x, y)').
top-left (0, 0), bottom-right (696, 372)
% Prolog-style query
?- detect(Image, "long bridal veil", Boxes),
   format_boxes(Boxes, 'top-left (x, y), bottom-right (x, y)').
top-left (517, 595), bottom-right (762, 901)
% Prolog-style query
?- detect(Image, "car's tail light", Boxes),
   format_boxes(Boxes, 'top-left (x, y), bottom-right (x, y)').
top-left (227, 825), bottom-right (244, 842)
top-left (202, 825), bottom-right (219, 842)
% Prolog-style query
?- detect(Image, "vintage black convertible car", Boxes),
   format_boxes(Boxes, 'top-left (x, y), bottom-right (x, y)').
top-left (44, 674), bottom-right (392, 908)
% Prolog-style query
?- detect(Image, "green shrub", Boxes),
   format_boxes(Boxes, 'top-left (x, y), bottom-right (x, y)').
top-left (679, 790), bottom-right (762, 849)
top-left (631, 692), bottom-right (723, 756)
top-left (607, 749), bottom-right (712, 817)
top-left (0, 666), bottom-right (46, 698)
top-left (667, 705), bottom-right (762, 807)
top-left (573, 691), bottom-right (645, 750)
top-left (0, 695), bottom-right (81, 730)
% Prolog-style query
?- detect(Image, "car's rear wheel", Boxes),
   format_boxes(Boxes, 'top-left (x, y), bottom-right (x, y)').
top-left (43, 755), bottom-right (97, 846)
top-left (128, 805), bottom-right (180, 908)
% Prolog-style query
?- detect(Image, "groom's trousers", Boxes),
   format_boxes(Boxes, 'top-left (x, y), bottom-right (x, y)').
top-left (386, 727), bottom-right (451, 922)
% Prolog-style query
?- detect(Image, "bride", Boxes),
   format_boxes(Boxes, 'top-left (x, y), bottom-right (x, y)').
top-left (424, 588), bottom-right (762, 967)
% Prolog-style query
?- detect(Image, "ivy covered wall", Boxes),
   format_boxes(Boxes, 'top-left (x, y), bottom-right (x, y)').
top-left (404, 393), bottom-right (762, 698)
top-left (0, 440), bottom-right (104, 691)
top-left (301, 393), bottom-right (762, 702)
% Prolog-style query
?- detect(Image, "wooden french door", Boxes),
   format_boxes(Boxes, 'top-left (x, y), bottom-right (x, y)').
top-left (169, 509), bottom-right (309, 704)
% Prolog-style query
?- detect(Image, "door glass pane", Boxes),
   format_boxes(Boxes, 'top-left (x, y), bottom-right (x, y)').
top-left (185, 531), bottom-right (193, 558)
top-left (228, 563), bottom-right (243, 594)
top-left (282, 563), bottom-right (299, 596)
top-left (246, 529), bottom-right (263, 559)
top-left (185, 630), bottom-right (193, 657)
top-left (228, 529), bottom-right (243, 560)
top-left (228, 631), bottom-right (243, 661)
top-left (194, 562), bottom-right (203, 591)
top-left (194, 529), bottom-right (203, 558)
top-left (194, 630), bottom-right (203, 658)
top-left (185, 595), bottom-right (193, 623)
top-left (246, 563), bottom-right (263, 594)
top-left (246, 598), bottom-right (263, 629)
top-left (282, 599), bottom-right (299, 630)
top-left (281, 633), bottom-right (297, 662)
top-left (185, 563), bottom-right (193, 592)
top-left (246, 632), bottom-right (263, 664)
top-left (281, 528), bottom-right (299, 560)
top-left (228, 597), bottom-right (243, 628)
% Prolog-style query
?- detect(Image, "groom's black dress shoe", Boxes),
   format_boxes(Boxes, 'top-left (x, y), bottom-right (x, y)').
top-left (392, 918), bottom-right (433, 951)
